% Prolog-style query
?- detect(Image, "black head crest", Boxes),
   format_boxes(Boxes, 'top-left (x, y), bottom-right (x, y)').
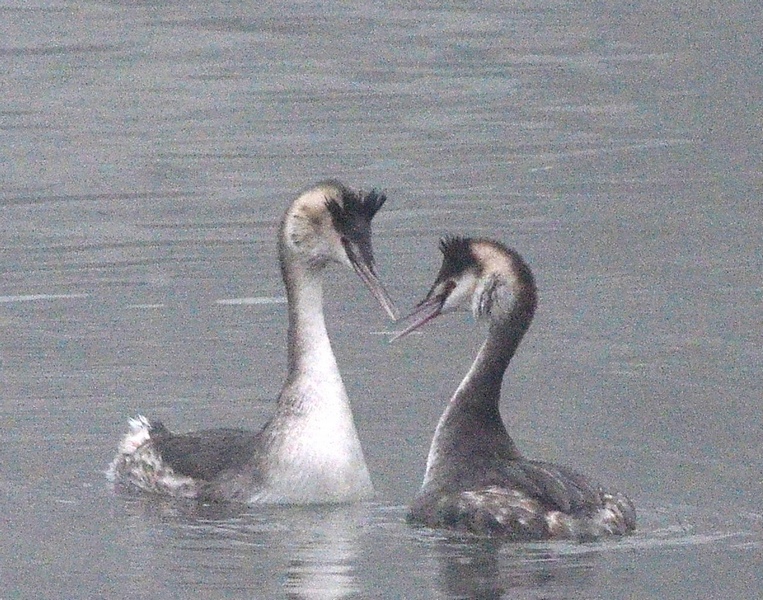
top-left (437, 235), bottom-right (478, 280)
top-left (324, 184), bottom-right (387, 270)
top-left (325, 186), bottom-right (386, 235)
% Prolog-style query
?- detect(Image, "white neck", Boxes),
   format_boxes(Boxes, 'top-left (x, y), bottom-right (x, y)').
top-left (284, 262), bottom-right (343, 392)
top-left (260, 258), bottom-right (373, 503)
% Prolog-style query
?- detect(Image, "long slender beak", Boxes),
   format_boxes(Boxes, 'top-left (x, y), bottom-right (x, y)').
top-left (346, 246), bottom-right (398, 321)
top-left (389, 293), bottom-right (446, 342)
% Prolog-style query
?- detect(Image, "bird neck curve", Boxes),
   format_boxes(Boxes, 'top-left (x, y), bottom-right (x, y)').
top-left (422, 285), bottom-right (537, 485)
top-left (455, 284), bottom-right (536, 408)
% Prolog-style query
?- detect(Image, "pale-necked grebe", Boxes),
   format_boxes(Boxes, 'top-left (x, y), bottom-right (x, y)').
top-left (109, 180), bottom-right (397, 504)
top-left (393, 236), bottom-right (635, 539)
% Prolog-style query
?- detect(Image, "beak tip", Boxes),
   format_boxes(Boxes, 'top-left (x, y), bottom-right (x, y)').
top-left (387, 330), bottom-right (405, 344)
top-left (351, 256), bottom-right (398, 322)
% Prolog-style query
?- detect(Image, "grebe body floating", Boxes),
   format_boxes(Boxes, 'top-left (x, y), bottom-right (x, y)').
top-left (394, 237), bottom-right (635, 540)
top-left (109, 180), bottom-right (396, 504)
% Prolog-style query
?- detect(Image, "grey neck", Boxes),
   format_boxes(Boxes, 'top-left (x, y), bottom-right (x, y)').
top-left (423, 288), bottom-right (537, 485)
top-left (453, 292), bottom-right (534, 410)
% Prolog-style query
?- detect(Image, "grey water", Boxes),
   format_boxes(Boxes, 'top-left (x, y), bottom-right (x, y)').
top-left (1, 0), bottom-right (761, 598)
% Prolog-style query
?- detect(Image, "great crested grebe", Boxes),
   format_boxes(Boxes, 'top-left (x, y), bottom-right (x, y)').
top-left (109, 180), bottom-right (397, 504)
top-left (393, 236), bottom-right (635, 539)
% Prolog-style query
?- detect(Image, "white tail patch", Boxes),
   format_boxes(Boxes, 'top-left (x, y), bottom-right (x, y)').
top-left (118, 415), bottom-right (152, 455)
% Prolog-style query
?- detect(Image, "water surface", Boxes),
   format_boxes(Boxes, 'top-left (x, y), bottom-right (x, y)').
top-left (1, 1), bottom-right (761, 598)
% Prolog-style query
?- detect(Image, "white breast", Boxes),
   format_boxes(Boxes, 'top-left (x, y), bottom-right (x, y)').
top-left (252, 379), bottom-right (373, 504)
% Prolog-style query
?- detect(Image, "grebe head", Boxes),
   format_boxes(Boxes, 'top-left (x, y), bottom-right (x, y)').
top-left (392, 236), bottom-right (534, 339)
top-left (281, 179), bottom-right (397, 319)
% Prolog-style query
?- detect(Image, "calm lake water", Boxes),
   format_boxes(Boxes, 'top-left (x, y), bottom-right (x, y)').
top-left (1, 1), bottom-right (761, 598)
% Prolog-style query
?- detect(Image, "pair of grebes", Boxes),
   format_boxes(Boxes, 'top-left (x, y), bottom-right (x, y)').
top-left (110, 180), bottom-right (635, 540)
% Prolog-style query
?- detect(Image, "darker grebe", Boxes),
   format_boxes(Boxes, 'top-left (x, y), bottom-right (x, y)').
top-left (109, 180), bottom-right (397, 504)
top-left (393, 236), bottom-right (635, 539)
